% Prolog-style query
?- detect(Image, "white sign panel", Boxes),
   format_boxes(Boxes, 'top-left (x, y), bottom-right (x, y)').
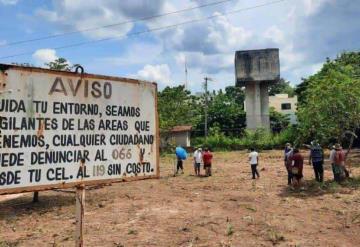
top-left (0, 65), bottom-right (159, 194)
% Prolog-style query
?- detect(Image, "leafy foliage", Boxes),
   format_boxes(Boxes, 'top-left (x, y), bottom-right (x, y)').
top-left (193, 127), bottom-right (297, 151)
top-left (297, 52), bottom-right (360, 144)
top-left (45, 57), bottom-right (80, 71)
top-left (270, 107), bottom-right (290, 133)
top-left (157, 85), bottom-right (200, 131)
top-left (269, 78), bottom-right (295, 97)
top-left (196, 87), bottom-right (246, 136)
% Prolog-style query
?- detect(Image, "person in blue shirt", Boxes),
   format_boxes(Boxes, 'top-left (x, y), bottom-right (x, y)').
top-left (175, 147), bottom-right (186, 174)
top-left (309, 140), bottom-right (324, 182)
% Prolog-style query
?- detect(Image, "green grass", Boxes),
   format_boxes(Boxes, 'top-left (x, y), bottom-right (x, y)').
top-left (226, 223), bottom-right (234, 236)
top-left (267, 228), bottom-right (285, 244)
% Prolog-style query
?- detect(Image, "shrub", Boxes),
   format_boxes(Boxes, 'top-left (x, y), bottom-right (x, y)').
top-left (192, 127), bottom-right (297, 151)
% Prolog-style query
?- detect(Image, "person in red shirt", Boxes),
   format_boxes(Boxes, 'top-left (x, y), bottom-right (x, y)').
top-left (333, 144), bottom-right (346, 182)
top-left (202, 148), bottom-right (213, 177)
top-left (289, 148), bottom-right (304, 186)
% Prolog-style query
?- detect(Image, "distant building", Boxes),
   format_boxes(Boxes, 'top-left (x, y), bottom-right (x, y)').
top-left (161, 125), bottom-right (192, 148)
top-left (269, 94), bottom-right (298, 124)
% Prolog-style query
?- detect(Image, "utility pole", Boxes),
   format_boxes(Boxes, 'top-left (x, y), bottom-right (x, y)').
top-left (184, 58), bottom-right (188, 90)
top-left (204, 77), bottom-right (213, 138)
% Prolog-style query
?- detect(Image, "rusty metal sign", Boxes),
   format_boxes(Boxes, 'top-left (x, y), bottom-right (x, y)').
top-left (0, 64), bottom-right (159, 195)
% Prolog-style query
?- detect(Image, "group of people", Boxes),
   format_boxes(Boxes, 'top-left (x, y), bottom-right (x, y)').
top-left (247, 141), bottom-right (350, 186)
top-left (283, 141), bottom-right (349, 186)
top-left (176, 147), bottom-right (213, 177)
top-left (176, 142), bottom-right (350, 185)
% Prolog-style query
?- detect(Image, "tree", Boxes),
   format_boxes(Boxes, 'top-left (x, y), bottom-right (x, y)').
top-left (45, 57), bottom-right (80, 71)
top-left (224, 86), bottom-right (245, 106)
top-left (294, 77), bottom-right (310, 106)
top-left (268, 78), bottom-right (295, 97)
top-left (196, 89), bottom-right (246, 136)
top-left (269, 107), bottom-right (290, 133)
top-left (297, 52), bottom-right (360, 149)
top-left (157, 85), bottom-right (200, 132)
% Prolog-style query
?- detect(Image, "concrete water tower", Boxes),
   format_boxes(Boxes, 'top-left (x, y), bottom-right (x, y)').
top-left (235, 48), bottom-right (280, 130)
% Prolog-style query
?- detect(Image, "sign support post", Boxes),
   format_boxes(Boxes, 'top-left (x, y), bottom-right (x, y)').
top-left (75, 184), bottom-right (85, 247)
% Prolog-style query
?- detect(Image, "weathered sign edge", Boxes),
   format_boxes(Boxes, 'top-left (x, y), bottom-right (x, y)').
top-left (0, 63), bottom-right (156, 86)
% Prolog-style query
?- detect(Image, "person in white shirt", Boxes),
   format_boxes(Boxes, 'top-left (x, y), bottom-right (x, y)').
top-left (249, 148), bottom-right (260, 179)
top-left (193, 148), bottom-right (202, 176)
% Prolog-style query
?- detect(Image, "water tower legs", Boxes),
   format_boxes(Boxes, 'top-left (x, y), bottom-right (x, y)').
top-left (245, 82), bottom-right (270, 130)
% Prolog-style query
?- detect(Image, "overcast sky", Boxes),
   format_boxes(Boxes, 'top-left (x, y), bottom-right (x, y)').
top-left (0, 0), bottom-right (358, 92)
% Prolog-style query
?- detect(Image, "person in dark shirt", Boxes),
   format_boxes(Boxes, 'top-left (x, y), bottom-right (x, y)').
top-left (289, 148), bottom-right (304, 187)
top-left (309, 141), bottom-right (324, 182)
top-left (202, 148), bottom-right (213, 177)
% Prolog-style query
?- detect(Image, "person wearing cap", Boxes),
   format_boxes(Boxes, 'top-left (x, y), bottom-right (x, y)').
top-left (284, 143), bottom-right (294, 185)
top-left (193, 147), bottom-right (203, 176)
top-left (309, 140), bottom-right (324, 182)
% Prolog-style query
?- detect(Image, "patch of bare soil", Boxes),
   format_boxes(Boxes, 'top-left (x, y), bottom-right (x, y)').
top-left (1, 150), bottom-right (360, 247)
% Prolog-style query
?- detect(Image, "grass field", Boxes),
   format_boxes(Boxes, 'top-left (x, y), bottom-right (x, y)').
top-left (1, 150), bottom-right (360, 246)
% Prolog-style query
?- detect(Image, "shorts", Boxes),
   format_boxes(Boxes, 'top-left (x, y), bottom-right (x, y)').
top-left (204, 163), bottom-right (211, 169)
top-left (194, 163), bottom-right (200, 169)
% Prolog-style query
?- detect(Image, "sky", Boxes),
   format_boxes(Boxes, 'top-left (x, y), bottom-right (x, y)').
top-left (0, 0), bottom-right (359, 93)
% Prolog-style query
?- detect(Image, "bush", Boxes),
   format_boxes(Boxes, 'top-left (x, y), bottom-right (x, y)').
top-left (192, 127), bottom-right (297, 151)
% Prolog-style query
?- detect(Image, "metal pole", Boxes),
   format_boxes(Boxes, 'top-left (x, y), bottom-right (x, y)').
top-left (75, 159), bottom-right (86, 247)
top-left (204, 77), bottom-right (208, 138)
top-left (204, 77), bottom-right (212, 139)
top-left (74, 66), bottom-right (85, 247)
top-left (75, 184), bottom-right (85, 247)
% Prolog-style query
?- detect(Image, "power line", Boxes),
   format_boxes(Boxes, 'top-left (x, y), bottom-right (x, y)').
top-left (0, 0), bottom-right (289, 60)
top-left (0, 0), bottom-right (234, 47)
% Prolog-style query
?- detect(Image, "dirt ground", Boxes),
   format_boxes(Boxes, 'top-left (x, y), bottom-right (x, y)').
top-left (1, 150), bottom-right (360, 247)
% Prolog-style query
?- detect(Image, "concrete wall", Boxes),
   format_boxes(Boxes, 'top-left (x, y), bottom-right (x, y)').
top-left (235, 48), bottom-right (280, 86)
top-left (269, 94), bottom-right (298, 124)
top-left (170, 132), bottom-right (190, 147)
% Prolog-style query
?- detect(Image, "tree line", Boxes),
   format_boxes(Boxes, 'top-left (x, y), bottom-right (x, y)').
top-left (19, 51), bottom-right (360, 150)
top-left (158, 51), bottom-right (360, 150)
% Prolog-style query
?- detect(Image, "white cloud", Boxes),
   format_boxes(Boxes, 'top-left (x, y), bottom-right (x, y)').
top-left (161, 12), bottom-right (252, 54)
top-left (262, 25), bottom-right (305, 73)
top-left (36, 0), bottom-right (166, 39)
top-left (0, 0), bottom-right (18, 5)
top-left (0, 40), bottom-right (7, 46)
top-left (176, 51), bottom-right (233, 74)
top-left (206, 13), bottom-right (252, 52)
top-left (264, 25), bottom-right (285, 44)
top-left (311, 62), bottom-right (323, 74)
top-left (32, 49), bottom-right (58, 66)
top-left (135, 64), bottom-right (172, 85)
top-left (302, 0), bottom-right (332, 16)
